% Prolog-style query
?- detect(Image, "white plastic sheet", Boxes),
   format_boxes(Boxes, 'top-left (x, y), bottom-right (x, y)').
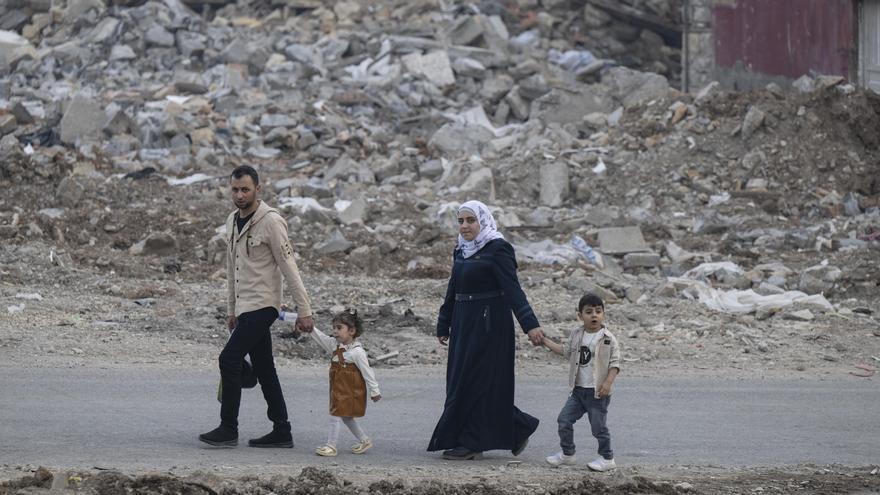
top-left (278, 196), bottom-right (330, 214)
top-left (442, 106), bottom-right (523, 137)
top-left (166, 173), bottom-right (214, 186)
top-left (669, 261), bottom-right (833, 314)
top-left (515, 239), bottom-right (582, 265)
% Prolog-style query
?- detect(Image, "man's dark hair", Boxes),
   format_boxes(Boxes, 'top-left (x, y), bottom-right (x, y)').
top-left (231, 165), bottom-right (259, 185)
top-left (578, 293), bottom-right (605, 312)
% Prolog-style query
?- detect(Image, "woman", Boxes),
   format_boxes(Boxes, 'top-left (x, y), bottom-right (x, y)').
top-left (427, 200), bottom-right (545, 460)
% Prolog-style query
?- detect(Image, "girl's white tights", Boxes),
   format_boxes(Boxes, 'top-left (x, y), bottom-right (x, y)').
top-left (326, 416), bottom-right (367, 447)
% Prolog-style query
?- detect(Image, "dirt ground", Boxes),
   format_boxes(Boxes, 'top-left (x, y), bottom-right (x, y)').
top-left (2, 254), bottom-right (879, 494)
top-left (2, 463), bottom-right (879, 495)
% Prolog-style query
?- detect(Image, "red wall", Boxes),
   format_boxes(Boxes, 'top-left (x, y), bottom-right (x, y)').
top-left (713, 0), bottom-right (854, 79)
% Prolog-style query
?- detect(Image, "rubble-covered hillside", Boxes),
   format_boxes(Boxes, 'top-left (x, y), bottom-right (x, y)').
top-left (0, 0), bottom-right (878, 373)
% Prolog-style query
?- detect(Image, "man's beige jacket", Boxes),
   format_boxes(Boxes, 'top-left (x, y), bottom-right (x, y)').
top-left (225, 201), bottom-right (312, 318)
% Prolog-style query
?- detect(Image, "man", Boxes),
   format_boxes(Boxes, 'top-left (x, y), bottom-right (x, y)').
top-left (199, 165), bottom-right (315, 448)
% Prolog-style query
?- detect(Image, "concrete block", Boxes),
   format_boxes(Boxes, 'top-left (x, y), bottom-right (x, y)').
top-left (60, 95), bottom-right (105, 144)
top-left (598, 226), bottom-right (650, 255)
top-left (623, 252), bottom-right (661, 268)
top-left (402, 50), bottom-right (456, 87)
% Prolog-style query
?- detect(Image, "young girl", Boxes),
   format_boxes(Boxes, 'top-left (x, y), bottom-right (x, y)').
top-left (310, 308), bottom-right (381, 456)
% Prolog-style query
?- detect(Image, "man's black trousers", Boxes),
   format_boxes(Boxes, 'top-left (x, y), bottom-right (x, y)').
top-left (219, 307), bottom-right (290, 432)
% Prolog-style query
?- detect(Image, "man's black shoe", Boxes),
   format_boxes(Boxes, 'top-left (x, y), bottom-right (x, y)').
top-left (248, 428), bottom-right (293, 448)
top-left (198, 425), bottom-right (238, 447)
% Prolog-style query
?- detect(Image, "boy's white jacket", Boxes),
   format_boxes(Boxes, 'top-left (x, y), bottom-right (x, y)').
top-left (310, 329), bottom-right (381, 398)
top-left (562, 326), bottom-right (621, 398)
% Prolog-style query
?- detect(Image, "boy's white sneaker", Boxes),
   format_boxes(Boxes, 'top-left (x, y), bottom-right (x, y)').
top-left (587, 457), bottom-right (616, 471)
top-left (545, 451), bottom-right (577, 467)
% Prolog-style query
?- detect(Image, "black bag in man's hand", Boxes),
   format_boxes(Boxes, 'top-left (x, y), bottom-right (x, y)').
top-left (216, 358), bottom-right (258, 402)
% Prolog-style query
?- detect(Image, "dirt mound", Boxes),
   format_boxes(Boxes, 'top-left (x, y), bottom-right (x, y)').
top-left (603, 84), bottom-right (880, 223)
top-left (4, 465), bottom-right (879, 495)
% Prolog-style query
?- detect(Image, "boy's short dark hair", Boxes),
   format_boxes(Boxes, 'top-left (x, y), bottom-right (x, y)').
top-left (231, 165), bottom-right (259, 185)
top-left (578, 293), bottom-right (605, 312)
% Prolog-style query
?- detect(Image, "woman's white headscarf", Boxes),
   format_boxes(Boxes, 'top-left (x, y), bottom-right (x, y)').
top-left (456, 200), bottom-right (505, 258)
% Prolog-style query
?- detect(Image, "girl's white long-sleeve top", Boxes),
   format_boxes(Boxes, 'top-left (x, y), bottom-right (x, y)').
top-left (310, 329), bottom-right (381, 398)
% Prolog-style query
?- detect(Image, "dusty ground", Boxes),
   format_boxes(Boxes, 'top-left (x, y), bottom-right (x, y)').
top-left (1, 254), bottom-right (879, 376)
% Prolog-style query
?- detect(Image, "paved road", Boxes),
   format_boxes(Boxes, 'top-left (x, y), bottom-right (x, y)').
top-left (1, 366), bottom-right (878, 471)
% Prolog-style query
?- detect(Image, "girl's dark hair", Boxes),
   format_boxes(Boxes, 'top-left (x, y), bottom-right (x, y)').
top-left (332, 308), bottom-right (364, 338)
top-left (578, 293), bottom-right (605, 312)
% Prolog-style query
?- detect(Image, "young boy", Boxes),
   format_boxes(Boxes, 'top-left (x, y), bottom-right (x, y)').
top-left (541, 293), bottom-right (621, 471)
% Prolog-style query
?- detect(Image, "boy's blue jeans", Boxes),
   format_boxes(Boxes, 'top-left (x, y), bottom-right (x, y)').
top-left (556, 386), bottom-right (612, 459)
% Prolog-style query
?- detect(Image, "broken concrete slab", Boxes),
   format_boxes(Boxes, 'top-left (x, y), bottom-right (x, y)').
top-left (451, 57), bottom-right (487, 78)
top-left (539, 161), bottom-right (569, 207)
top-left (314, 228), bottom-right (352, 255)
top-left (401, 50), bottom-right (456, 87)
top-left (0, 30), bottom-right (36, 68)
top-left (336, 198), bottom-right (367, 225)
top-left (110, 44), bottom-right (136, 60)
top-left (0, 114), bottom-right (15, 135)
top-left (531, 88), bottom-right (615, 125)
top-left (259, 114), bottom-right (298, 129)
top-left (458, 167), bottom-right (495, 200)
top-left (130, 232), bottom-right (179, 256)
top-left (598, 226), bottom-right (650, 255)
top-left (145, 25), bottom-right (175, 47)
top-left (623, 251), bottom-right (661, 268)
top-left (782, 309), bottom-right (814, 321)
top-left (88, 17), bottom-right (120, 43)
top-left (60, 95), bottom-right (106, 145)
top-left (741, 106), bottom-right (766, 140)
top-left (603, 66), bottom-right (670, 107)
top-left (429, 123), bottom-right (494, 156)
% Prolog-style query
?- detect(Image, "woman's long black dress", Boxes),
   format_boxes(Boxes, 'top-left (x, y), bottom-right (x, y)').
top-left (427, 238), bottom-right (540, 453)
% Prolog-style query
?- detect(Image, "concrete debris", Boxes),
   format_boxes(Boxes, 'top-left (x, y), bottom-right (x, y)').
top-left (130, 232), bottom-right (179, 256)
top-left (59, 96), bottom-right (105, 145)
top-left (598, 226), bottom-right (650, 255)
top-left (401, 51), bottom-right (456, 87)
top-left (315, 228), bottom-right (352, 255)
top-left (603, 66), bottom-right (671, 107)
top-left (741, 106), bottom-right (766, 140)
top-left (539, 161), bottom-right (569, 207)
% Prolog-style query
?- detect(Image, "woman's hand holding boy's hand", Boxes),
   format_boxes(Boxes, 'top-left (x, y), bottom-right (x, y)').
top-left (371, 394), bottom-right (382, 402)
top-left (527, 327), bottom-right (545, 346)
top-left (437, 335), bottom-right (449, 346)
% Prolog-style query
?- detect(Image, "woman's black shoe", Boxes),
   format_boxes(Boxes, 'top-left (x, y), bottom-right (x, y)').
top-left (442, 447), bottom-right (483, 460)
top-left (512, 437), bottom-right (528, 456)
